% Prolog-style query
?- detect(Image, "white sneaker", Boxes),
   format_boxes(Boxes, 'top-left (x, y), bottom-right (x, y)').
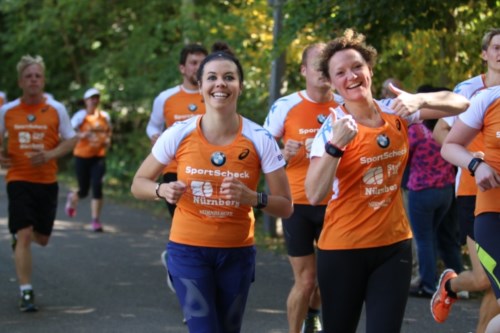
top-left (161, 250), bottom-right (176, 293)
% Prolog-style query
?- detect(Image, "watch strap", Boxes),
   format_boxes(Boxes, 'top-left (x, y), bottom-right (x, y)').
top-left (155, 183), bottom-right (164, 199)
top-left (254, 192), bottom-right (268, 209)
top-left (468, 157), bottom-right (484, 176)
top-left (325, 141), bottom-right (344, 158)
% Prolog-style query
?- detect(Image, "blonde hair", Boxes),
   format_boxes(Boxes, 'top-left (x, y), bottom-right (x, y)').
top-left (17, 55), bottom-right (45, 78)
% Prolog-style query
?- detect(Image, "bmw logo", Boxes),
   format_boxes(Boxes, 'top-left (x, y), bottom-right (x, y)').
top-left (376, 134), bottom-right (390, 148)
top-left (211, 152), bottom-right (226, 166)
top-left (188, 104), bottom-right (198, 112)
top-left (317, 114), bottom-right (326, 124)
top-left (27, 114), bottom-right (36, 122)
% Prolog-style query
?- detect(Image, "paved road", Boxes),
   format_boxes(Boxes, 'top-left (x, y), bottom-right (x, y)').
top-left (0, 174), bottom-right (481, 332)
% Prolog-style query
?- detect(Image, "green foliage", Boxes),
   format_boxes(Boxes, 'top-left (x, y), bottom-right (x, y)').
top-left (1, 0), bottom-right (499, 199)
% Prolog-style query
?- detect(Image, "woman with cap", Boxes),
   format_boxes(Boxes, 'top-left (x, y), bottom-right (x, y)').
top-left (65, 88), bottom-right (112, 232)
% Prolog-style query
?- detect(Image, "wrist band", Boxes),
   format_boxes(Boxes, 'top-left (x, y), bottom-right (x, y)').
top-left (155, 183), bottom-right (164, 199)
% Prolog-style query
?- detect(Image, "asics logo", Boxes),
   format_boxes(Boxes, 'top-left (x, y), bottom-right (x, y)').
top-left (238, 149), bottom-right (250, 160)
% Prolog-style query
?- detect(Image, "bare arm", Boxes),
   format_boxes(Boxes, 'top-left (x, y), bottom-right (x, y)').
top-left (441, 119), bottom-right (500, 192)
top-left (131, 153), bottom-right (186, 203)
top-left (30, 136), bottom-right (78, 166)
top-left (0, 134), bottom-right (11, 168)
top-left (389, 84), bottom-right (470, 118)
top-left (305, 112), bottom-right (358, 205)
top-left (432, 118), bottom-right (451, 145)
top-left (305, 155), bottom-right (339, 205)
top-left (261, 167), bottom-right (293, 218)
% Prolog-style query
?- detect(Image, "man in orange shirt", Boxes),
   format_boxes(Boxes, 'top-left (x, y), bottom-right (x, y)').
top-left (0, 55), bottom-right (77, 312)
top-left (146, 43), bottom-right (208, 217)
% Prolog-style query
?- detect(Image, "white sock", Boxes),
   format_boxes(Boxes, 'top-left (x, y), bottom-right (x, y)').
top-left (20, 284), bottom-right (33, 295)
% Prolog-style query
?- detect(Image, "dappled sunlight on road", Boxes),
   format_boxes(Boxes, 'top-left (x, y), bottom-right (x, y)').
top-left (53, 219), bottom-right (119, 233)
top-left (46, 306), bottom-right (97, 315)
top-left (255, 308), bottom-right (286, 315)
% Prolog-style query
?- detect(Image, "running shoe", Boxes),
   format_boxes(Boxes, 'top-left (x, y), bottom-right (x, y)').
top-left (161, 250), bottom-right (176, 293)
top-left (65, 192), bottom-right (76, 218)
top-left (302, 313), bottom-right (322, 333)
top-left (91, 220), bottom-right (103, 232)
top-left (19, 289), bottom-right (37, 312)
top-left (430, 269), bottom-right (458, 323)
top-left (409, 284), bottom-right (434, 298)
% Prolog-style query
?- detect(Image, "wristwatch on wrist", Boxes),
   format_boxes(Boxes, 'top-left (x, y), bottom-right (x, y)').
top-left (155, 183), bottom-right (164, 199)
top-left (254, 192), bottom-right (268, 209)
top-left (325, 141), bottom-right (344, 158)
top-left (468, 157), bottom-right (484, 176)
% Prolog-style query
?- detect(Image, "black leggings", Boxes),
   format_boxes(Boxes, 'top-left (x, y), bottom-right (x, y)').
top-left (317, 239), bottom-right (412, 333)
top-left (75, 156), bottom-right (106, 199)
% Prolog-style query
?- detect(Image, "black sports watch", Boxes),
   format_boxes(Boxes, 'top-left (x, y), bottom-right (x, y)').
top-left (254, 192), bottom-right (268, 209)
top-left (468, 157), bottom-right (484, 176)
top-left (325, 142), bottom-right (344, 158)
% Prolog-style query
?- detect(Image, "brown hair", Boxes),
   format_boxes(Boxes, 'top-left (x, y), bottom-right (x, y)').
top-left (481, 28), bottom-right (500, 51)
top-left (301, 43), bottom-right (326, 67)
top-left (319, 29), bottom-right (377, 80)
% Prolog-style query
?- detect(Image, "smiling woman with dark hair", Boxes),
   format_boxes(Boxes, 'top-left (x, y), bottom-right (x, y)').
top-left (131, 43), bottom-right (293, 332)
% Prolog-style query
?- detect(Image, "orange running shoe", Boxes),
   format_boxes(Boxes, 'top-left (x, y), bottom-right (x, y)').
top-left (430, 269), bottom-right (458, 323)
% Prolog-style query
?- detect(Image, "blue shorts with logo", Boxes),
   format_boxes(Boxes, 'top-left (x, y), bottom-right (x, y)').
top-left (166, 241), bottom-right (256, 333)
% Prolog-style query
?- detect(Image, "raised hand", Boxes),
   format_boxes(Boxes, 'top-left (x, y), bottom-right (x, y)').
top-left (388, 83), bottom-right (424, 117)
top-left (329, 108), bottom-right (358, 148)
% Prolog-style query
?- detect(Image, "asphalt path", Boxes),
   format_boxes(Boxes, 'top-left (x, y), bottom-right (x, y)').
top-left (0, 173), bottom-right (482, 332)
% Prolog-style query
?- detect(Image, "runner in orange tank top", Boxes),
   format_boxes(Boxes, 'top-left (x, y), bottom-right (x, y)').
top-left (132, 43), bottom-right (292, 332)
top-left (0, 55), bottom-right (77, 312)
top-left (304, 29), bottom-right (469, 333)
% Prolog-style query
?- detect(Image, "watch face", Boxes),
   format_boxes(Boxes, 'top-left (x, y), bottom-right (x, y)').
top-left (261, 192), bottom-right (268, 205)
top-left (468, 157), bottom-right (483, 175)
top-left (325, 143), bottom-right (343, 157)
